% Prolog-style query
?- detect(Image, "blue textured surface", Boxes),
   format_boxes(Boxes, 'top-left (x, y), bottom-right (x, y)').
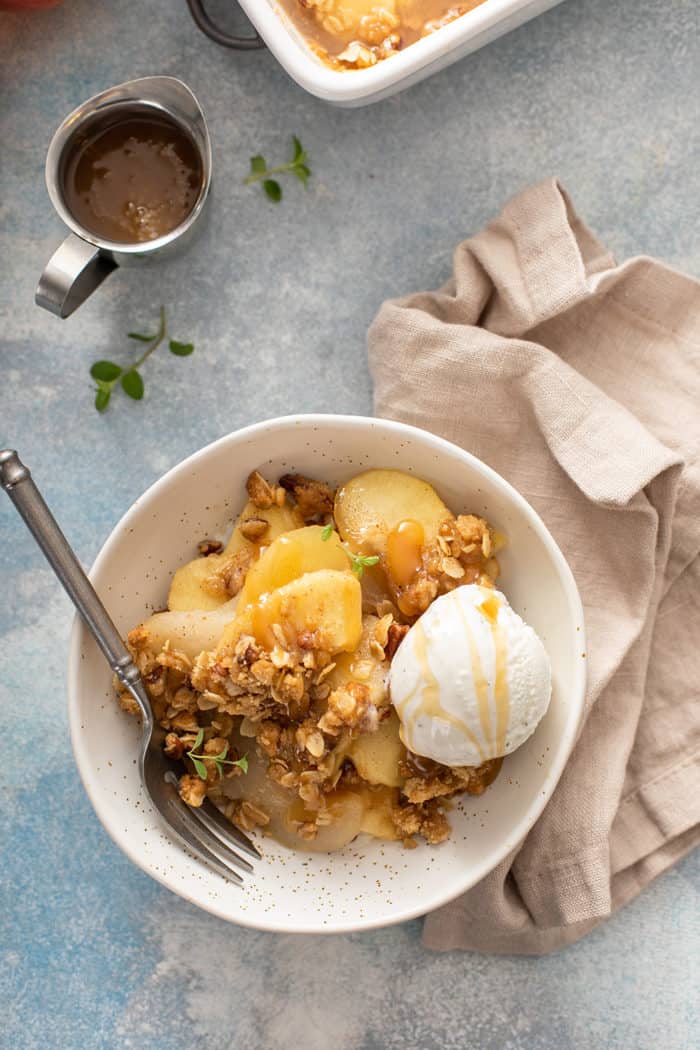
top-left (1, 0), bottom-right (699, 1047)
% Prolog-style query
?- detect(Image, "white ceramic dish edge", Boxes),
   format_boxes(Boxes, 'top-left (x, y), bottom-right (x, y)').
top-left (238, 0), bottom-right (565, 106)
top-left (68, 414), bottom-right (586, 933)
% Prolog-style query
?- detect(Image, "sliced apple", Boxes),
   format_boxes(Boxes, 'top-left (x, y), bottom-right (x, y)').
top-left (167, 500), bottom-right (303, 612)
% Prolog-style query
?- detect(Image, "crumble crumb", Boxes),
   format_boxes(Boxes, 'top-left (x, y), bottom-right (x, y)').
top-left (278, 473), bottom-right (335, 521)
top-left (246, 470), bottom-right (275, 509)
top-left (197, 539), bottom-right (223, 557)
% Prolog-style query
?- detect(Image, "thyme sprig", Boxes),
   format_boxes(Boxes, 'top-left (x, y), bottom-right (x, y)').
top-left (320, 522), bottom-right (379, 578)
top-left (186, 728), bottom-right (248, 781)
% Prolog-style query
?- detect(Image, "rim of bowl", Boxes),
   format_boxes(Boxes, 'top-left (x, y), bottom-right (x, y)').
top-left (68, 414), bottom-right (587, 933)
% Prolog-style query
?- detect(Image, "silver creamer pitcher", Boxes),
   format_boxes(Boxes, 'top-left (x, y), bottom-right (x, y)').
top-left (36, 76), bottom-right (212, 319)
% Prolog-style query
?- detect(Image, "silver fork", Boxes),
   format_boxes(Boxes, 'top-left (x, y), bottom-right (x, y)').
top-left (0, 450), bottom-right (259, 884)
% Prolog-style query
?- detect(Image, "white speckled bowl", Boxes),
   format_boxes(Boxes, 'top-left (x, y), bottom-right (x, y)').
top-left (68, 415), bottom-right (586, 933)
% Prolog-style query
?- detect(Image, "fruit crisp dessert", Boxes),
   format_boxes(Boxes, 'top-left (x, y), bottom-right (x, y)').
top-left (278, 0), bottom-right (488, 71)
top-left (118, 468), bottom-right (551, 852)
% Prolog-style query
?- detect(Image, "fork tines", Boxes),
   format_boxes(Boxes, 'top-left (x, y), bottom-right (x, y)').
top-left (163, 772), bottom-right (259, 882)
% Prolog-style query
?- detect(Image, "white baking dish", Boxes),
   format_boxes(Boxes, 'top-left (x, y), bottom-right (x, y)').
top-left (233, 0), bottom-right (565, 105)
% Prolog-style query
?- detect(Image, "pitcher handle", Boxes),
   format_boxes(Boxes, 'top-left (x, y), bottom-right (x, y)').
top-left (35, 233), bottom-right (118, 318)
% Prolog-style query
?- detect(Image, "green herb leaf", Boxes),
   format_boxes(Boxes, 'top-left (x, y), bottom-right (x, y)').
top-left (320, 523), bottom-right (333, 541)
top-left (90, 360), bottom-right (122, 382)
top-left (90, 306), bottom-right (193, 414)
top-left (263, 179), bottom-right (282, 202)
top-left (191, 757), bottom-right (208, 781)
top-left (121, 370), bottom-right (144, 400)
top-left (182, 731), bottom-right (249, 784)
top-left (348, 552), bottom-right (380, 578)
top-left (245, 137), bottom-right (311, 200)
top-left (169, 339), bottom-right (195, 357)
top-left (94, 387), bottom-right (111, 412)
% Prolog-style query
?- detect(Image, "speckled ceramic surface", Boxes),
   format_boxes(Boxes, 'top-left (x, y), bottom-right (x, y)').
top-left (2, 0), bottom-right (699, 1044)
top-left (70, 415), bottom-right (585, 931)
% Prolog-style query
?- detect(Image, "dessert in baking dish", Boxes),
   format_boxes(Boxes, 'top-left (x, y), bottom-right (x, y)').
top-left (278, 0), bottom-right (487, 69)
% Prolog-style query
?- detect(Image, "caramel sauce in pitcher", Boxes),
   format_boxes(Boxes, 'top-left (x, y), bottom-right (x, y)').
top-left (61, 108), bottom-right (203, 244)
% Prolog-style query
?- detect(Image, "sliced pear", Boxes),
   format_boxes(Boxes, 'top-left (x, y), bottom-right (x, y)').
top-left (225, 499), bottom-right (302, 555)
top-left (348, 711), bottom-right (405, 787)
top-left (327, 614), bottom-right (390, 707)
top-left (334, 468), bottom-right (452, 560)
top-left (221, 743), bottom-right (364, 853)
top-left (281, 791), bottom-right (365, 853)
top-left (252, 569), bottom-right (362, 653)
top-left (137, 599), bottom-right (239, 661)
top-left (220, 568), bottom-right (362, 654)
top-left (358, 562), bottom-right (393, 613)
top-left (168, 557), bottom-right (229, 613)
top-left (359, 787), bottom-right (400, 840)
top-left (237, 525), bottom-right (349, 609)
top-left (167, 500), bottom-right (303, 612)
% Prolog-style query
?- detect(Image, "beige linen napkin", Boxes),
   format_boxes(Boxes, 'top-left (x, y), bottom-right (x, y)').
top-left (368, 179), bottom-right (700, 954)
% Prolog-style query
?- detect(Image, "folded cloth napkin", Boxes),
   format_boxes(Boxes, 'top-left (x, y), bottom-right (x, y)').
top-left (368, 179), bottom-right (700, 955)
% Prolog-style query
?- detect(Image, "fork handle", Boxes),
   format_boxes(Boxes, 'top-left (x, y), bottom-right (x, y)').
top-left (0, 450), bottom-right (147, 703)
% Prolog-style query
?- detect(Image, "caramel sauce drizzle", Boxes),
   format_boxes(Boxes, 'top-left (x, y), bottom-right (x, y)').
top-left (457, 601), bottom-right (494, 752)
top-left (386, 519), bottom-right (424, 587)
top-left (395, 619), bottom-right (485, 762)
top-left (477, 591), bottom-right (510, 756)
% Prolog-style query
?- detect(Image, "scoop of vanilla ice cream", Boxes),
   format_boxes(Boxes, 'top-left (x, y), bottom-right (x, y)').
top-left (389, 584), bottom-right (551, 767)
